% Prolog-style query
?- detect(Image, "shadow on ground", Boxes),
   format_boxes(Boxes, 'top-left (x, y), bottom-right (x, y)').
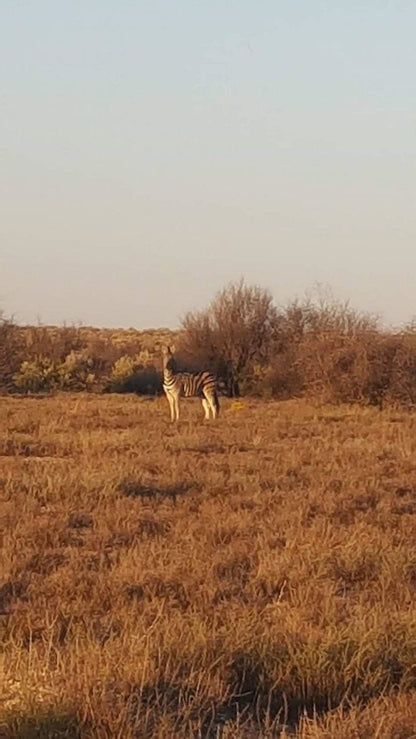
top-left (117, 479), bottom-right (196, 502)
top-left (1, 709), bottom-right (82, 739)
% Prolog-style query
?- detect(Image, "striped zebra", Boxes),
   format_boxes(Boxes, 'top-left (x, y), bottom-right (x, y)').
top-left (162, 346), bottom-right (220, 422)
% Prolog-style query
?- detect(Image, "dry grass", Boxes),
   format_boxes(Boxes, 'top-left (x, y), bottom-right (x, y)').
top-left (1, 394), bottom-right (416, 737)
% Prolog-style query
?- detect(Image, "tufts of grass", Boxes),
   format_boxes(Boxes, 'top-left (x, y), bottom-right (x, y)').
top-left (2, 395), bottom-right (416, 736)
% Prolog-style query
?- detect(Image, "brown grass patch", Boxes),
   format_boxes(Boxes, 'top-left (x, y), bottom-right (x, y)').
top-left (2, 394), bottom-right (416, 736)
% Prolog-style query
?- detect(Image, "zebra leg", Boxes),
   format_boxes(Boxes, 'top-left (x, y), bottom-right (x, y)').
top-left (202, 398), bottom-right (210, 420)
top-left (203, 390), bottom-right (219, 419)
top-left (173, 394), bottom-right (180, 422)
top-left (165, 392), bottom-right (175, 422)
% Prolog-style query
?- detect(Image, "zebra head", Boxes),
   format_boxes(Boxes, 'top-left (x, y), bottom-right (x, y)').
top-left (161, 345), bottom-right (176, 372)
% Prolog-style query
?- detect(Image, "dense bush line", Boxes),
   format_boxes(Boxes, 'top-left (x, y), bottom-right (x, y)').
top-left (179, 282), bottom-right (416, 407)
top-left (2, 283), bottom-right (416, 406)
top-left (0, 322), bottom-right (173, 396)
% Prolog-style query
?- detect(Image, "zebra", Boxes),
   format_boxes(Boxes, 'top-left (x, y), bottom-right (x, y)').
top-left (161, 346), bottom-right (220, 422)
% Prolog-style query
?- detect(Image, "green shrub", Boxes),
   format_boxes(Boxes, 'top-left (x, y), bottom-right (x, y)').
top-left (14, 357), bottom-right (60, 393)
top-left (14, 352), bottom-right (95, 393)
top-left (105, 354), bottom-right (161, 395)
top-left (57, 351), bottom-right (95, 391)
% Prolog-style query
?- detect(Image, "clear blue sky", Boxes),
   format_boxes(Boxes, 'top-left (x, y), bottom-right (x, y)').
top-left (1, 0), bottom-right (415, 328)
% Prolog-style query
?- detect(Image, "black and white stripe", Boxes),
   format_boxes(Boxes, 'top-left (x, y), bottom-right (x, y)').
top-left (162, 346), bottom-right (220, 422)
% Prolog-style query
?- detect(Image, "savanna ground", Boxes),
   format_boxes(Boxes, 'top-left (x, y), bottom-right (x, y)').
top-left (2, 394), bottom-right (416, 738)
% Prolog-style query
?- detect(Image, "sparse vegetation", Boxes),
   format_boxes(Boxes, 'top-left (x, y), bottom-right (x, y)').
top-left (2, 394), bottom-right (416, 736)
top-left (3, 285), bottom-right (416, 410)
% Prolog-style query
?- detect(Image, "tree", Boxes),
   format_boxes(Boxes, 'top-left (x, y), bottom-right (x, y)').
top-left (180, 280), bottom-right (279, 396)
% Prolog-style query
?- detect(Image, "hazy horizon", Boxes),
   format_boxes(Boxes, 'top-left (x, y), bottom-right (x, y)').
top-left (2, 1), bottom-right (416, 330)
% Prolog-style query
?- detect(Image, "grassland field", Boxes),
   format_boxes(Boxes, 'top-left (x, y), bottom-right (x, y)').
top-left (2, 393), bottom-right (416, 737)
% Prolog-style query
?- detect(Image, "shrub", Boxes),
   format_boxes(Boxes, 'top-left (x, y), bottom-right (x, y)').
top-left (387, 332), bottom-right (416, 406)
top-left (105, 354), bottom-right (161, 395)
top-left (22, 325), bottom-right (84, 362)
top-left (14, 357), bottom-right (60, 393)
top-left (7, 286), bottom-right (416, 407)
top-left (273, 289), bottom-right (383, 404)
top-left (280, 287), bottom-right (378, 339)
top-left (14, 352), bottom-right (96, 393)
top-left (180, 280), bottom-right (280, 396)
top-left (248, 350), bottom-right (304, 399)
top-left (57, 351), bottom-right (95, 391)
top-left (293, 332), bottom-right (416, 407)
top-left (111, 355), bottom-right (137, 385)
top-left (0, 314), bottom-right (24, 393)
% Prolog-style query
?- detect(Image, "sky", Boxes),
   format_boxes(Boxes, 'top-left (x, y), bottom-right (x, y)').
top-left (1, 0), bottom-right (415, 329)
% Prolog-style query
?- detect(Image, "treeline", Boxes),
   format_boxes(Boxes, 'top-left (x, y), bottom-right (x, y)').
top-left (1, 282), bottom-right (416, 407)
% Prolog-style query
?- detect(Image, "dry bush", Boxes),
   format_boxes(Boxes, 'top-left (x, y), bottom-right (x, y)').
top-left (21, 325), bottom-right (84, 362)
top-left (386, 330), bottom-right (416, 406)
top-left (295, 331), bottom-right (416, 407)
top-left (2, 395), bottom-right (416, 736)
top-left (296, 332), bottom-right (380, 404)
top-left (7, 289), bottom-right (416, 410)
top-left (244, 292), bottom-right (379, 401)
top-left (180, 280), bottom-right (279, 396)
top-left (0, 314), bottom-right (24, 392)
top-left (11, 327), bottom-right (177, 395)
top-left (13, 352), bottom-right (96, 393)
top-left (282, 288), bottom-right (378, 338)
top-left (105, 354), bottom-right (161, 395)
top-left (179, 285), bottom-right (397, 405)
top-left (248, 291), bottom-right (416, 407)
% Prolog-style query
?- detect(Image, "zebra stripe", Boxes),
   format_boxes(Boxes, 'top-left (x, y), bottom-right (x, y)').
top-left (162, 346), bottom-right (220, 422)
